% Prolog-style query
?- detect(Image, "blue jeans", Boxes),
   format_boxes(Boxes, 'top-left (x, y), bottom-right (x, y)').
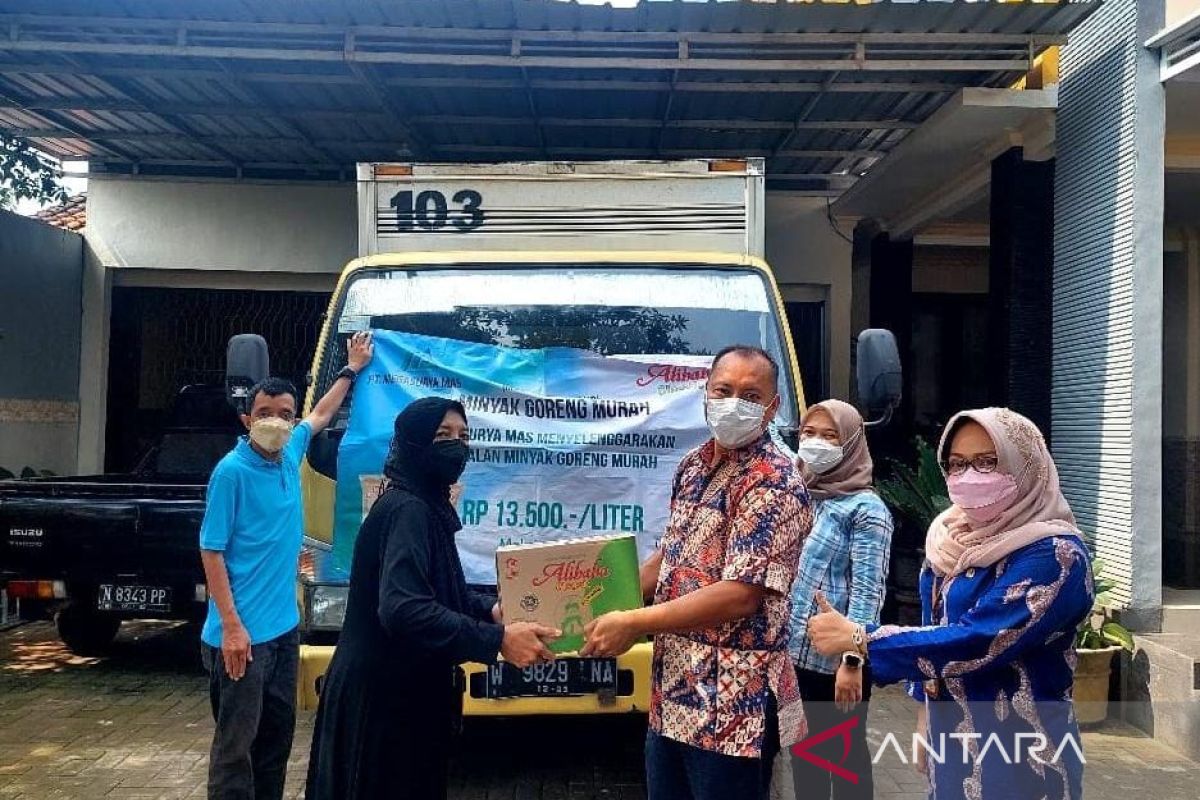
top-left (645, 721), bottom-right (778, 800)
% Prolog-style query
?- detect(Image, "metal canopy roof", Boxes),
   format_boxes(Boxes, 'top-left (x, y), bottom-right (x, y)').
top-left (0, 0), bottom-right (1097, 191)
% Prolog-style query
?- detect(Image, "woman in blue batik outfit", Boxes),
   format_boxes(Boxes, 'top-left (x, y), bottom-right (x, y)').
top-left (808, 408), bottom-right (1094, 800)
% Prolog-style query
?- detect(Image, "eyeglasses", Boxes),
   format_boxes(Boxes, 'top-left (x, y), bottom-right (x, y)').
top-left (942, 454), bottom-right (1000, 477)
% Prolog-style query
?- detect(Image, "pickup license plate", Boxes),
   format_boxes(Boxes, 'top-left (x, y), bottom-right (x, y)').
top-left (98, 584), bottom-right (172, 612)
top-left (485, 657), bottom-right (618, 699)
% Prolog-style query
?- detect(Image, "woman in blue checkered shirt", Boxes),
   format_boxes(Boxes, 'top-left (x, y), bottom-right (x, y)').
top-left (787, 399), bottom-right (894, 800)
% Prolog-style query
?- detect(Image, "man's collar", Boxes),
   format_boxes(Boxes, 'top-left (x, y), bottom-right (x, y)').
top-left (701, 432), bottom-right (770, 468)
top-left (235, 436), bottom-right (281, 466)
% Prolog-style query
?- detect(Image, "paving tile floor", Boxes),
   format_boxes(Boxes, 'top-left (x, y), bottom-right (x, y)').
top-left (0, 621), bottom-right (1196, 799)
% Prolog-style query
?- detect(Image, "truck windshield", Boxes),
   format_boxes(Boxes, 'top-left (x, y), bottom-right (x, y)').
top-left (321, 266), bottom-right (800, 431)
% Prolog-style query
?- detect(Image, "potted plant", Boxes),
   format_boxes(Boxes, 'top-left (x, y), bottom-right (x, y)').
top-left (1073, 559), bottom-right (1134, 725)
top-left (876, 436), bottom-right (951, 534)
top-left (876, 437), bottom-right (951, 624)
top-left (0, 467), bottom-right (56, 480)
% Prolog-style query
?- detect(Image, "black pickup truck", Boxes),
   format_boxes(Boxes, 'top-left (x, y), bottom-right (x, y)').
top-left (0, 385), bottom-right (242, 654)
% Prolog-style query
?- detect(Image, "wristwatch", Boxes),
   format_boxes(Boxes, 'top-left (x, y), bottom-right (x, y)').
top-left (336, 366), bottom-right (359, 384)
top-left (841, 652), bottom-right (864, 670)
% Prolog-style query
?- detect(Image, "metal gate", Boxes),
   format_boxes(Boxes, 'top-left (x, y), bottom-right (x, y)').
top-left (104, 286), bottom-right (329, 473)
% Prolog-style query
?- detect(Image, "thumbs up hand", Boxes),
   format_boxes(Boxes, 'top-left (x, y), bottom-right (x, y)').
top-left (808, 591), bottom-right (858, 657)
top-left (814, 591), bottom-right (835, 614)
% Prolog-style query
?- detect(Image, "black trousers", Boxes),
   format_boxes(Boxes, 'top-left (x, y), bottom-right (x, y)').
top-left (792, 666), bottom-right (875, 800)
top-left (202, 628), bottom-right (299, 800)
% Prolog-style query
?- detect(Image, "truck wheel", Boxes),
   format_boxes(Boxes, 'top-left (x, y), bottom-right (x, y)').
top-left (55, 605), bottom-right (121, 656)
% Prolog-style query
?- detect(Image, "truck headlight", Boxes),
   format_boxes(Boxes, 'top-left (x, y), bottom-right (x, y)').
top-left (307, 584), bottom-right (349, 630)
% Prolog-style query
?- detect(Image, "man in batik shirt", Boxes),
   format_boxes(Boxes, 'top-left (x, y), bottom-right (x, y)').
top-left (583, 345), bottom-right (813, 800)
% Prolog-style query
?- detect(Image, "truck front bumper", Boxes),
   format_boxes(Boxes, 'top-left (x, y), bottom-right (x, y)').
top-left (297, 641), bottom-right (653, 716)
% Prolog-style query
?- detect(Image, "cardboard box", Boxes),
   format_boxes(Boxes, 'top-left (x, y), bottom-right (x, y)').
top-left (496, 534), bottom-right (643, 654)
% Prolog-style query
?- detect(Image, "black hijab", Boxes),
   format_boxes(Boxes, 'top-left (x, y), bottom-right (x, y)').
top-left (383, 397), bottom-right (467, 532)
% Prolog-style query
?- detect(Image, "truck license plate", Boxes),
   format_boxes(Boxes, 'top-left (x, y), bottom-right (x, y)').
top-left (485, 657), bottom-right (617, 699)
top-left (98, 584), bottom-right (172, 612)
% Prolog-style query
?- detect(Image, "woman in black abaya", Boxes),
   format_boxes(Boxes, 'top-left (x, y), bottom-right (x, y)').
top-left (305, 397), bottom-right (557, 800)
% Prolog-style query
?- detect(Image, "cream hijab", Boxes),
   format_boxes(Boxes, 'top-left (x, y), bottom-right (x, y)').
top-left (798, 400), bottom-right (874, 501)
top-left (925, 408), bottom-right (1081, 578)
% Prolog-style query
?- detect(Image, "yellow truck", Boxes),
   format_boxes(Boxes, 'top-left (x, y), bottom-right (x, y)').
top-left (223, 159), bottom-right (901, 716)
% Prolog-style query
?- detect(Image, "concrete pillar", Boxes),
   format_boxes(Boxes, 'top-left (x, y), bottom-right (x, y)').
top-left (76, 247), bottom-right (111, 474)
top-left (989, 147), bottom-right (1055, 439)
top-left (1054, 0), bottom-right (1166, 629)
top-left (867, 231), bottom-right (914, 458)
top-left (848, 220), bottom-right (880, 410)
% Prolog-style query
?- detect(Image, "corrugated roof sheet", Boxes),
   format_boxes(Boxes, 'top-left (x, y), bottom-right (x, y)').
top-left (0, 0), bottom-right (1099, 189)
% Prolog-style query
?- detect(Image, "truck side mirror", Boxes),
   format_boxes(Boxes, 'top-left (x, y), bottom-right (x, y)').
top-left (226, 334), bottom-right (270, 414)
top-left (856, 329), bottom-right (902, 427)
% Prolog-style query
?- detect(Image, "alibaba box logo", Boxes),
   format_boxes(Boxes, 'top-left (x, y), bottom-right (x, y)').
top-left (789, 716), bottom-right (861, 785)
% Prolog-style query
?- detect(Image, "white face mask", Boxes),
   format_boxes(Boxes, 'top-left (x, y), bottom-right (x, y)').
top-left (248, 417), bottom-right (293, 453)
top-left (705, 396), bottom-right (770, 449)
top-left (797, 437), bottom-right (844, 474)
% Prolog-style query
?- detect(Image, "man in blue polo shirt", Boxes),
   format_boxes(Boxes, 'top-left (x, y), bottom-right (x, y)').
top-left (199, 332), bottom-right (373, 800)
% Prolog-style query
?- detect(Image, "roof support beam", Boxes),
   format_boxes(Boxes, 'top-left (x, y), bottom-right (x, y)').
top-left (0, 95), bottom-right (390, 121)
top-left (0, 93), bottom-right (950, 122)
top-left (429, 143), bottom-right (882, 159)
top-left (408, 116), bottom-right (919, 131)
top-left (531, 79), bottom-right (964, 94)
top-left (0, 104), bottom-right (917, 132)
top-left (3, 128), bottom-right (884, 160)
top-left (0, 61), bottom-right (360, 85)
top-left (75, 159), bottom-right (864, 191)
top-left (88, 158), bottom-right (346, 172)
top-left (0, 41), bottom-right (1031, 72)
top-left (0, 64), bottom-right (965, 94)
top-left (0, 99), bottom-right (932, 126)
top-left (0, 14), bottom-right (1068, 48)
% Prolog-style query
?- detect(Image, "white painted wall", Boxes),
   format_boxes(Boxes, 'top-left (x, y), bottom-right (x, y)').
top-left (763, 193), bottom-right (854, 401)
top-left (913, 246), bottom-right (989, 294)
top-left (1, 425), bottom-right (78, 478)
top-left (1167, 0), bottom-right (1200, 28)
top-left (85, 177), bottom-right (356, 274)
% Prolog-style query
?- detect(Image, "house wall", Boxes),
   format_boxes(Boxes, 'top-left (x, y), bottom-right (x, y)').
top-left (763, 194), bottom-right (854, 401)
top-left (0, 210), bottom-right (84, 476)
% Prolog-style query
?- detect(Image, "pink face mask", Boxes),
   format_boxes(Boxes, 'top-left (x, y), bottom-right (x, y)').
top-left (946, 470), bottom-right (1019, 525)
